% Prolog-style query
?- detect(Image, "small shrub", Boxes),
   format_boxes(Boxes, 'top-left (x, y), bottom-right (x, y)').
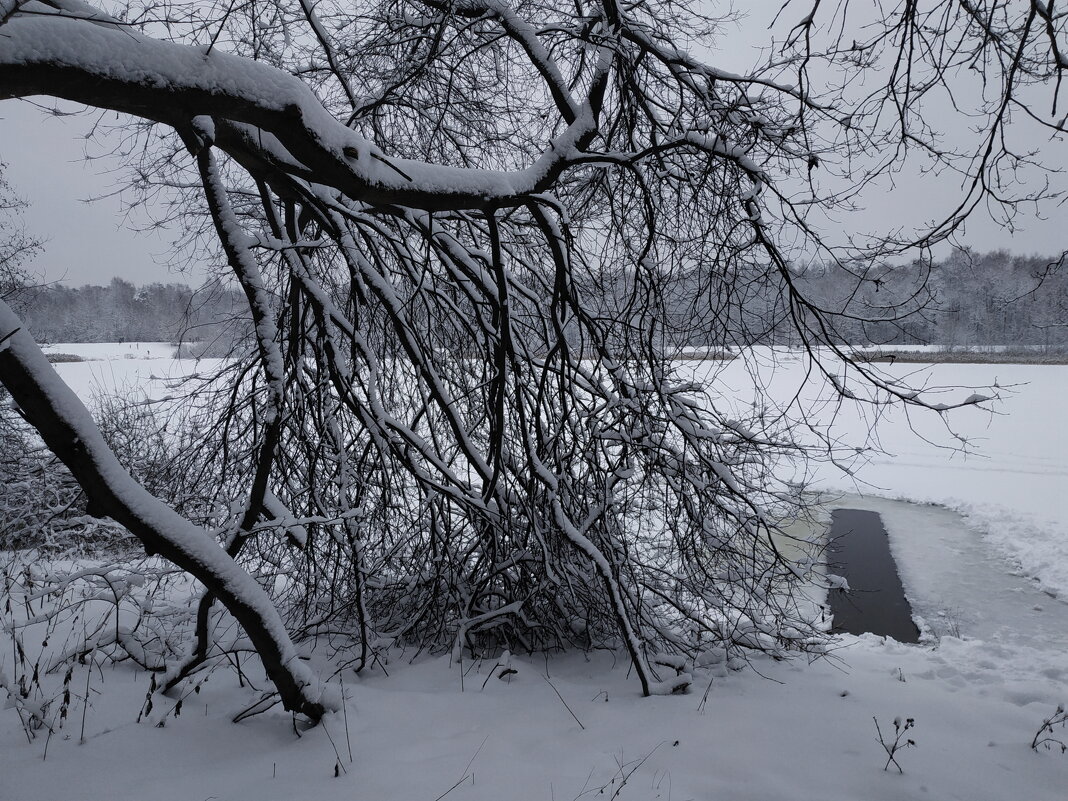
top-left (44, 352), bottom-right (85, 363)
top-left (874, 716), bottom-right (916, 773)
top-left (1031, 705), bottom-right (1067, 754)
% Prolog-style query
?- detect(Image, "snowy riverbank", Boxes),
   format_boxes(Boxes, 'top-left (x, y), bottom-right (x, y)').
top-left (2, 345), bottom-right (1066, 800)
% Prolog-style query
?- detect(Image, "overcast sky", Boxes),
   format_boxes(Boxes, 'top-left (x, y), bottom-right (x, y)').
top-left (1, 100), bottom-right (200, 288)
top-left (1, 6), bottom-right (1065, 288)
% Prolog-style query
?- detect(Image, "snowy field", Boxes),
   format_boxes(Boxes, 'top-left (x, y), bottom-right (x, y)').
top-left (40, 341), bottom-right (231, 405)
top-left (2, 344), bottom-right (1067, 800)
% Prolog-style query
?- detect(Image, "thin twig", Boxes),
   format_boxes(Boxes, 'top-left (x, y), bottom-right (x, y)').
top-left (433, 735), bottom-right (489, 801)
top-left (340, 675), bottom-right (354, 764)
top-left (542, 674), bottom-right (584, 730)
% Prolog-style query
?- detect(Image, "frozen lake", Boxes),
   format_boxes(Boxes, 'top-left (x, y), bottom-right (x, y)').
top-left (45, 341), bottom-right (1068, 597)
top-left (5, 341), bottom-right (1065, 801)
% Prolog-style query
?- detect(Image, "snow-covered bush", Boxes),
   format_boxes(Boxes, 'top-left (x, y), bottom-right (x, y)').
top-left (0, 404), bottom-right (116, 554)
top-left (0, 550), bottom-right (187, 745)
top-left (0, 386), bottom-right (210, 554)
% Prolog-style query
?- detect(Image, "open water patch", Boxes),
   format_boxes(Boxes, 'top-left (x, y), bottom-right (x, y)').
top-left (827, 508), bottom-right (920, 643)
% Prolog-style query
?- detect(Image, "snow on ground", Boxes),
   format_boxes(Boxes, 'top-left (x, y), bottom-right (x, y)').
top-left (1, 645), bottom-right (1064, 801)
top-left (2, 345), bottom-right (1068, 800)
top-left (687, 351), bottom-right (1068, 596)
top-left (41, 342), bottom-right (177, 361)
top-left (826, 494), bottom-right (1068, 676)
top-left (809, 361), bottom-right (1068, 599)
top-left (42, 341), bottom-right (232, 409)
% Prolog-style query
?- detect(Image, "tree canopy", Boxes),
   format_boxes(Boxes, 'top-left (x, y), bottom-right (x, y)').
top-left (0, 0), bottom-right (1063, 720)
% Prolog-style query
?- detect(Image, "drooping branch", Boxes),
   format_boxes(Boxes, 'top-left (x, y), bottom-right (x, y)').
top-left (0, 0), bottom-right (1049, 712)
top-left (0, 300), bottom-right (329, 721)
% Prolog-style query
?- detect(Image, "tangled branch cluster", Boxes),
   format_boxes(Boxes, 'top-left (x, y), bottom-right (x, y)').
top-left (0, 0), bottom-right (1062, 714)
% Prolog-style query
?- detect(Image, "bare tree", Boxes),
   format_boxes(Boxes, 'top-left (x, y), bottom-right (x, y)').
top-left (0, 0), bottom-right (1062, 720)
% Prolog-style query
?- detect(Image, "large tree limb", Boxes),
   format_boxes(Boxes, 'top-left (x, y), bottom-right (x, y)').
top-left (0, 11), bottom-right (598, 211)
top-left (0, 300), bottom-right (329, 721)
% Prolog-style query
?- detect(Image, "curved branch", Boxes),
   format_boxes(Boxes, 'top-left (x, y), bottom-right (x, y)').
top-left (0, 12), bottom-right (598, 210)
top-left (0, 301), bottom-right (329, 721)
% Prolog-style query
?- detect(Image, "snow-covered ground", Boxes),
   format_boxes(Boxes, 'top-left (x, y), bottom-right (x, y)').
top-left (2, 344), bottom-right (1067, 801)
top-left (809, 361), bottom-right (1068, 599)
top-left (686, 351), bottom-right (1068, 596)
top-left (42, 341), bottom-right (232, 406)
top-left (41, 342), bottom-right (177, 361)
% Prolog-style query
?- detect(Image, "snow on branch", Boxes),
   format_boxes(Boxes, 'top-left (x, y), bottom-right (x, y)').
top-left (0, 300), bottom-right (330, 720)
top-left (0, 10), bottom-right (599, 210)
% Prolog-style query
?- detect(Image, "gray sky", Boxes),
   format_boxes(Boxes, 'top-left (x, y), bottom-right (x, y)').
top-left (1, 6), bottom-right (1065, 287)
top-left (1, 100), bottom-right (197, 287)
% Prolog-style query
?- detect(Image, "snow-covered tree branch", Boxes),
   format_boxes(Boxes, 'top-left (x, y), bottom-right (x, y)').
top-left (0, 0), bottom-right (1063, 719)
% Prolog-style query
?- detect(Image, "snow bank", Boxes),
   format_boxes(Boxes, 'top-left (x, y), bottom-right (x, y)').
top-left (2, 648), bottom-right (1065, 801)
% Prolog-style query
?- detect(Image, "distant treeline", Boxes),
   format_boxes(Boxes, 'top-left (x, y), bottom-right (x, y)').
top-left (13, 249), bottom-right (1068, 352)
top-left (15, 277), bottom-right (246, 347)
top-left (650, 248), bottom-right (1068, 352)
top-left (798, 249), bottom-right (1068, 351)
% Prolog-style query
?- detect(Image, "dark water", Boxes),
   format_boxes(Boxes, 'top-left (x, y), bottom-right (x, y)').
top-left (827, 508), bottom-right (920, 643)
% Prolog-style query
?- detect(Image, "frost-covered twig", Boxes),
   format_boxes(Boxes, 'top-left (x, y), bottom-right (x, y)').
top-left (1031, 704), bottom-right (1068, 754)
top-left (874, 715), bottom-right (916, 773)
